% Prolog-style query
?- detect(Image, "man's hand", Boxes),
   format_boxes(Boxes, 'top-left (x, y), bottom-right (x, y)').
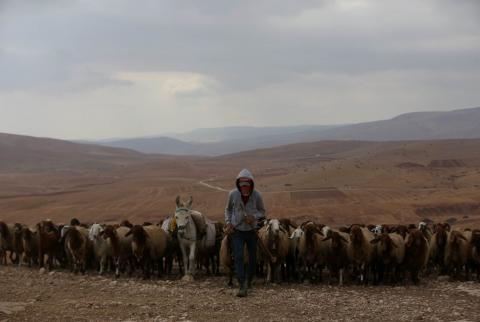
top-left (224, 223), bottom-right (234, 235)
top-left (245, 215), bottom-right (256, 226)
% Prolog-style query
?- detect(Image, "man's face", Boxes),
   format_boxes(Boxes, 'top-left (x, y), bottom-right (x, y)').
top-left (238, 179), bottom-right (252, 196)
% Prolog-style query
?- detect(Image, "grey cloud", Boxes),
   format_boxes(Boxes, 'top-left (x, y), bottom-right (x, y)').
top-left (0, 0), bottom-right (479, 139)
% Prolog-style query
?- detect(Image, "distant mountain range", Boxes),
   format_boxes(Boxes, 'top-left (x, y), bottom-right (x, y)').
top-left (88, 107), bottom-right (480, 156)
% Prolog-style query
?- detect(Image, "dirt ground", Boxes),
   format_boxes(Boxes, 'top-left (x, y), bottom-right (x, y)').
top-left (1, 266), bottom-right (479, 322)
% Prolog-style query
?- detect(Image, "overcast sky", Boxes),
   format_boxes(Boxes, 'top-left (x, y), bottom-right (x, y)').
top-left (1, 0), bottom-right (479, 140)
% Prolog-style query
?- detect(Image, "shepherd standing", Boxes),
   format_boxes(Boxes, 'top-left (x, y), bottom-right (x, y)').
top-left (224, 169), bottom-right (266, 297)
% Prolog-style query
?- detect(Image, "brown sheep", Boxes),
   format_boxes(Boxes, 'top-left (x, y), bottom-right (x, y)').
top-left (404, 229), bottom-right (430, 285)
top-left (470, 230), bottom-right (480, 281)
top-left (21, 227), bottom-right (39, 267)
top-left (371, 232), bottom-right (405, 284)
top-left (428, 223), bottom-right (450, 274)
top-left (323, 229), bottom-right (352, 286)
top-left (126, 225), bottom-right (168, 279)
top-left (100, 225), bottom-right (134, 278)
top-left (12, 223), bottom-right (25, 265)
top-left (444, 229), bottom-right (471, 280)
top-left (258, 219), bottom-right (290, 283)
top-left (64, 226), bottom-right (91, 274)
top-left (349, 224), bottom-right (375, 284)
top-left (36, 220), bottom-right (61, 270)
top-left (296, 221), bottom-right (329, 283)
top-left (0, 221), bottom-right (15, 265)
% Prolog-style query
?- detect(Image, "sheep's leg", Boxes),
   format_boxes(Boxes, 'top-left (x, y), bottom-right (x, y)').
top-left (99, 256), bottom-right (106, 275)
top-left (339, 268), bottom-right (344, 286)
top-left (266, 263), bottom-right (272, 283)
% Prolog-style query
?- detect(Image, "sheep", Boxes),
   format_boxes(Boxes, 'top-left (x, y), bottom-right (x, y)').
top-left (322, 229), bottom-right (352, 286)
top-left (36, 220), bottom-right (61, 270)
top-left (258, 219), bottom-right (290, 283)
top-left (469, 229), bottom-right (480, 281)
top-left (126, 225), bottom-right (168, 279)
top-left (428, 222), bottom-right (450, 275)
top-left (12, 223), bottom-right (25, 265)
top-left (279, 218), bottom-right (297, 281)
top-left (444, 229), bottom-right (471, 280)
top-left (0, 221), bottom-right (15, 265)
top-left (288, 226), bottom-right (305, 281)
top-left (21, 226), bottom-right (39, 267)
top-left (418, 222), bottom-right (432, 243)
top-left (89, 223), bottom-right (112, 275)
top-left (349, 224), bottom-right (375, 284)
top-left (295, 221), bottom-right (329, 283)
top-left (98, 224), bottom-right (133, 278)
top-left (64, 225), bottom-right (92, 274)
top-left (370, 232), bottom-right (405, 284)
top-left (404, 229), bottom-right (430, 285)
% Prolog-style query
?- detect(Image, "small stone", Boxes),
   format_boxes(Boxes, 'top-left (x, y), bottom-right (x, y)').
top-left (39, 268), bottom-right (46, 275)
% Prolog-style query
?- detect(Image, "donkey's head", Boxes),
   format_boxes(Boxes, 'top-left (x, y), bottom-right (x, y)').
top-left (175, 196), bottom-right (194, 236)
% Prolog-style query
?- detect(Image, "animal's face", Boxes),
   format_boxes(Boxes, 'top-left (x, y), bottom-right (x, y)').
top-left (266, 219), bottom-right (282, 236)
top-left (175, 209), bottom-right (191, 235)
top-left (126, 226), bottom-right (147, 260)
top-left (289, 228), bottom-right (304, 240)
top-left (406, 230), bottom-right (424, 248)
top-left (374, 234), bottom-right (396, 255)
top-left (89, 224), bottom-right (104, 241)
top-left (350, 226), bottom-right (363, 245)
top-left (102, 226), bottom-right (117, 240)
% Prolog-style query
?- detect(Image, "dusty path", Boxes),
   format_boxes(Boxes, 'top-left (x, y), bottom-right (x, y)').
top-left (1, 266), bottom-right (479, 321)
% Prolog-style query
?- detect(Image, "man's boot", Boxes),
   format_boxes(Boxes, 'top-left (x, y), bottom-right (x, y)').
top-left (236, 283), bottom-right (247, 297)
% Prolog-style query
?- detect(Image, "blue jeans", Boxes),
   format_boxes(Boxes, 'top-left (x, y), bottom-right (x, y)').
top-left (232, 230), bottom-right (257, 285)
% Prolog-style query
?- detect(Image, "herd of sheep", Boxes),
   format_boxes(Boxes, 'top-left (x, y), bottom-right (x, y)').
top-left (0, 215), bottom-right (479, 287)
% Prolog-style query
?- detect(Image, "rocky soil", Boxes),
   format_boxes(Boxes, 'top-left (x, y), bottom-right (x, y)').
top-left (0, 266), bottom-right (479, 321)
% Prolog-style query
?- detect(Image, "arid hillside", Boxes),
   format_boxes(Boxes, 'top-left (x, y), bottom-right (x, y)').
top-left (1, 133), bottom-right (480, 228)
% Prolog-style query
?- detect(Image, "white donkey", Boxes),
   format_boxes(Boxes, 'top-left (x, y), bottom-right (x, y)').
top-left (174, 195), bottom-right (214, 281)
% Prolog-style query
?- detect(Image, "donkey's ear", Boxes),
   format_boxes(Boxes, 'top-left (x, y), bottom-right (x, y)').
top-left (186, 196), bottom-right (193, 208)
top-left (175, 196), bottom-right (181, 207)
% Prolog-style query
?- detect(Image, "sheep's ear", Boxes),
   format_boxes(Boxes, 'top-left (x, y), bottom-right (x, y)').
top-left (125, 229), bottom-right (132, 237)
top-left (279, 226), bottom-right (287, 234)
top-left (322, 236), bottom-right (331, 242)
top-left (459, 234), bottom-right (468, 241)
top-left (370, 238), bottom-right (380, 244)
top-left (340, 235), bottom-right (348, 243)
top-left (391, 241), bottom-right (398, 248)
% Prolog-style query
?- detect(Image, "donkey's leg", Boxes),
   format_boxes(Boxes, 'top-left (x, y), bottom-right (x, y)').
top-left (179, 241), bottom-right (188, 276)
top-left (189, 243), bottom-right (197, 277)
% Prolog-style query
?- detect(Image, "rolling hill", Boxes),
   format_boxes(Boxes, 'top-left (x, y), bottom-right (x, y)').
top-left (91, 106), bottom-right (480, 156)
